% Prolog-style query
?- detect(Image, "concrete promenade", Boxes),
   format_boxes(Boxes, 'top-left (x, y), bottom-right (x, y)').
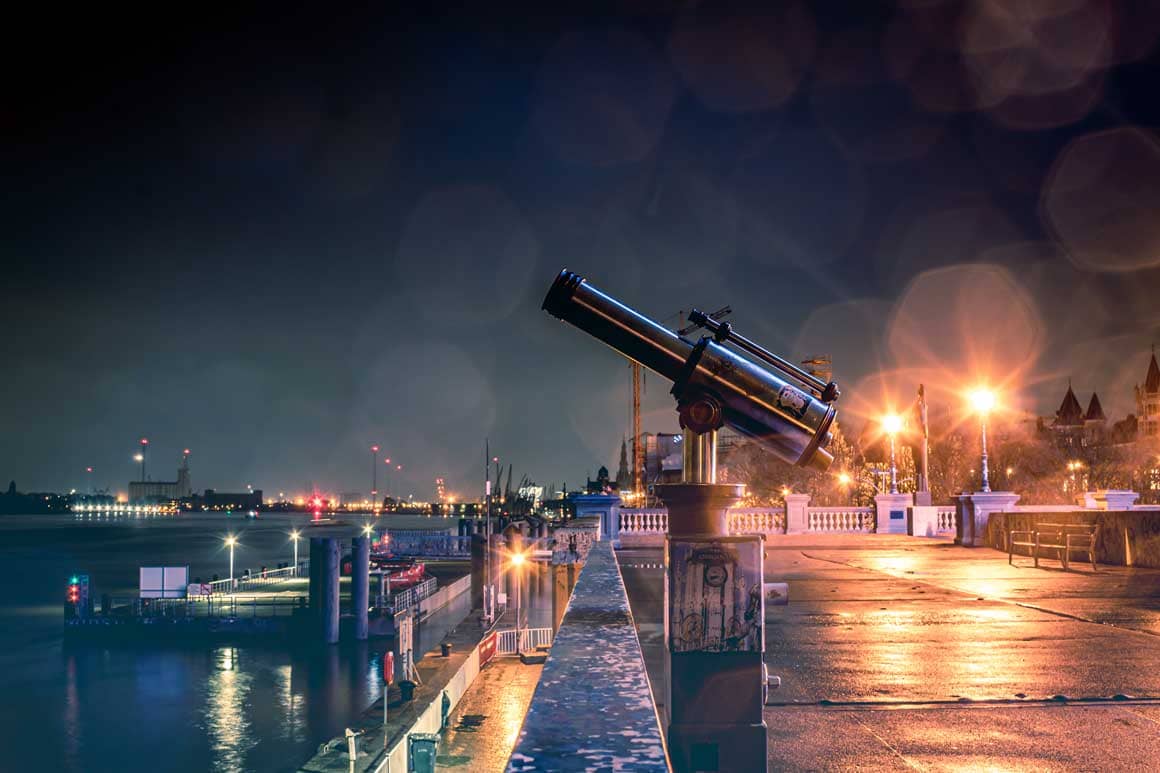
top-left (436, 657), bottom-right (544, 771)
top-left (619, 535), bottom-right (1160, 770)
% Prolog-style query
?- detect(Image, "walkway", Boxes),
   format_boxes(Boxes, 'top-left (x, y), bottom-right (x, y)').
top-left (618, 535), bottom-right (1160, 771)
top-left (436, 657), bottom-right (544, 772)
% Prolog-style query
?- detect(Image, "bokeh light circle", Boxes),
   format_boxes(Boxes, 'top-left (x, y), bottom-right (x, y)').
top-left (1042, 128), bottom-right (1160, 273)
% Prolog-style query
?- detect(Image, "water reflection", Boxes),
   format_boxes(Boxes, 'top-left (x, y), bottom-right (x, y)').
top-left (203, 648), bottom-right (256, 772)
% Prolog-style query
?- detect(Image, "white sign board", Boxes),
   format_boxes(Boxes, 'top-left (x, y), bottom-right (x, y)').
top-left (140, 566), bottom-right (190, 599)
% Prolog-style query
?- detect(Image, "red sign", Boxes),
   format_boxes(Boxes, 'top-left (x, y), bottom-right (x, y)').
top-left (382, 652), bottom-right (394, 685)
top-left (479, 631), bottom-right (498, 667)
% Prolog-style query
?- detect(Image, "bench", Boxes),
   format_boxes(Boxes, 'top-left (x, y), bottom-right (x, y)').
top-left (1007, 521), bottom-right (1099, 571)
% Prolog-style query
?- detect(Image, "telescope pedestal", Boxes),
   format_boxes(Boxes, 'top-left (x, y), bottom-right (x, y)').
top-left (660, 483), bottom-right (768, 773)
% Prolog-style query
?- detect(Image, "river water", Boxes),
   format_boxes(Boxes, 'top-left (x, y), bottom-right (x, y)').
top-left (0, 512), bottom-right (478, 773)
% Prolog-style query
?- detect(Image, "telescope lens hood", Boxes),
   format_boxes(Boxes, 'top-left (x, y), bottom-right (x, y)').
top-left (542, 269), bottom-right (585, 319)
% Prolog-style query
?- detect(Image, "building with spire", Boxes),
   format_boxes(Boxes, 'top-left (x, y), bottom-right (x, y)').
top-left (615, 437), bottom-right (632, 492)
top-left (1049, 381), bottom-right (1086, 450)
top-left (1135, 347), bottom-right (1160, 439)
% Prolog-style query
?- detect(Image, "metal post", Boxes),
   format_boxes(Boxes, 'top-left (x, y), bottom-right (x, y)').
top-left (229, 544), bottom-right (235, 592)
top-left (662, 425), bottom-right (767, 773)
top-left (293, 536), bottom-right (299, 577)
top-left (515, 561), bottom-right (522, 654)
top-left (889, 434), bottom-right (898, 494)
top-left (980, 417), bottom-right (991, 493)
top-left (353, 536), bottom-right (370, 641)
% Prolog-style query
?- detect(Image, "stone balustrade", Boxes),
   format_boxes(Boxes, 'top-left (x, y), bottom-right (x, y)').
top-left (806, 507), bottom-right (876, 533)
top-left (936, 506), bottom-right (957, 533)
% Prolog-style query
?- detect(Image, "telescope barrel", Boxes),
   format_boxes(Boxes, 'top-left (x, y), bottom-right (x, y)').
top-left (543, 270), bottom-right (836, 472)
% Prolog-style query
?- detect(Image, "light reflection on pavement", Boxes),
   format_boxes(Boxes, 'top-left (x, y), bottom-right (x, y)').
top-left (618, 535), bottom-right (1160, 770)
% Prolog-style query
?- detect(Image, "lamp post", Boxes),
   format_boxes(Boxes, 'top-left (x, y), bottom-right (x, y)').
top-left (882, 414), bottom-right (902, 494)
top-left (138, 438), bottom-right (148, 481)
top-left (290, 530), bottom-right (300, 577)
top-left (371, 445), bottom-right (380, 510)
top-left (225, 535), bottom-right (237, 591)
top-left (511, 551), bottom-right (526, 653)
top-left (969, 388), bottom-right (996, 493)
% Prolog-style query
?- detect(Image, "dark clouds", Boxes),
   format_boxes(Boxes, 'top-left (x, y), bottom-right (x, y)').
top-left (4, 1), bottom-right (1160, 497)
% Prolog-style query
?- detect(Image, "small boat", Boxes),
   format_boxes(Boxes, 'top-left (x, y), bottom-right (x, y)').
top-left (341, 553), bottom-right (426, 589)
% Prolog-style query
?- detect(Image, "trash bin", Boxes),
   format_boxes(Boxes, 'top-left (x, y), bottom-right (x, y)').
top-left (399, 680), bottom-right (416, 702)
top-left (440, 641), bottom-right (453, 657)
top-left (408, 732), bottom-right (439, 773)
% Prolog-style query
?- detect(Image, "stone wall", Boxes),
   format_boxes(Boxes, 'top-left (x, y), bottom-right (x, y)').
top-left (986, 510), bottom-right (1160, 568)
top-left (508, 541), bottom-right (668, 771)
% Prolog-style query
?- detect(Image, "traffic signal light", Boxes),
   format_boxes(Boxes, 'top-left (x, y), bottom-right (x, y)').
top-left (65, 574), bottom-right (90, 618)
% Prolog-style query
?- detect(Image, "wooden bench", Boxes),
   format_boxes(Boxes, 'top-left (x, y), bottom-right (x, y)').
top-left (1007, 521), bottom-right (1099, 571)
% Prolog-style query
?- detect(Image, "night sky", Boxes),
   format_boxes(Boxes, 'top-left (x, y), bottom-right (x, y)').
top-left (5, 1), bottom-right (1160, 498)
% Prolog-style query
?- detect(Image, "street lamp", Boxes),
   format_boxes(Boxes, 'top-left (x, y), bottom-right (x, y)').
top-left (968, 388), bottom-right (997, 493)
top-left (371, 445), bottom-right (380, 510)
top-left (290, 530), bottom-right (300, 577)
top-left (511, 551), bottom-right (526, 653)
top-left (882, 414), bottom-right (903, 494)
top-left (225, 535), bottom-right (238, 591)
top-left (138, 438), bottom-right (148, 482)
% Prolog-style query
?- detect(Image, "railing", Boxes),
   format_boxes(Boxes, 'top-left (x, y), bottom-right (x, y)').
top-left (728, 508), bottom-right (787, 535)
top-left (496, 626), bottom-right (554, 655)
top-left (619, 509), bottom-right (668, 534)
top-left (936, 506), bottom-right (957, 533)
top-left (807, 507), bottom-right (875, 532)
top-left (385, 577), bottom-right (438, 613)
top-left (203, 562), bottom-right (306, 595)
top-left (385, 531), bottom-right (472, 557)
top-left (107, 595), bottom-right (303, 619)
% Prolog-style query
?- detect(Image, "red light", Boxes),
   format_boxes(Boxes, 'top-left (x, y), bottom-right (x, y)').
top-left (86, 467), bottom-right (93, 473)
top-left (183, 449), bottom-right (190, 455)
top-left (371, 445), bottom-right (380, 453)
top-left (140, 438), bottom-right (148, 445)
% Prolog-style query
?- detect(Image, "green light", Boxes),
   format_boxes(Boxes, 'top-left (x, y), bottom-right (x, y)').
top-left (69, 576), bottom-right (78, 585)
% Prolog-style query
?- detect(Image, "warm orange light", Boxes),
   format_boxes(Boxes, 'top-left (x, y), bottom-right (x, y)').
top-left (882, 414), bottom-right (903, 435)
top-left (510, 552), bottom-right (526, 567)
top-left (837, 472), bottom-right (852, 486)
top-left (969, 387), bottom-right (996, 415)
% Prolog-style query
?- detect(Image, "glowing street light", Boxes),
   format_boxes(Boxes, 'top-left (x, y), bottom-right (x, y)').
top-left (968, 388), bottom-right (997, 493)
top-left (224, 535), bottom-right (238, 591)
top-left (290, 530), bottom-right (301, 576)
top-left (882, 414), bottom-right (903, 494)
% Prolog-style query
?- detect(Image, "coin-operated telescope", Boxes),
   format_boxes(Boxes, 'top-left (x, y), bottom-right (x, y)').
top-left (542, 269), bottom-right (839, 474)
top-left (543, 269), bottom-right (841, 773)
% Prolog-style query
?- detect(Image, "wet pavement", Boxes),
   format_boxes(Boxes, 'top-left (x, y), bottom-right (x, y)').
top-left (437, 657), bottom-right (544, 772)
top-left (618, 535), bottom-right (1160, 770)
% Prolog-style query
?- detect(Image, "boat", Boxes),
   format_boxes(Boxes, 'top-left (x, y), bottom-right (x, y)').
top-left (340, 553), bottom-right (426, 589)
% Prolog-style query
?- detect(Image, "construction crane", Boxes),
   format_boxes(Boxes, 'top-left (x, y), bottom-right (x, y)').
top-left (627, 305), bottom-right (732, 502)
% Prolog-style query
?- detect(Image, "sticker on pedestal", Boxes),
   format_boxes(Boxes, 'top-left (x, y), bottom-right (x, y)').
top-left (669, 538), bottom-right (763, 653)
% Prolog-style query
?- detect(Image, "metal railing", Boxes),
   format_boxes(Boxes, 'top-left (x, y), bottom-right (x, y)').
top-left (496, 627), bottom-right (554, 655)
top-left (385, 532), bottom-right (472, 557)
top-left (385, 577), bottom-right (437, 613)
top-left (201, 562), bottom-right (306, 595)
top-left (106, 595), bottom-right (303, 619)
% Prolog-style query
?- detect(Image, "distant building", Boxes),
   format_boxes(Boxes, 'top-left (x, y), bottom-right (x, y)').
top-left (202, 489), bottom-right (262, 510)
top-left (1046, 349), bottom-right (1160, 451)
top-left (128, 455), bottom-right (192, 503)
top-left (1136, 348), bottom-right (1160, 439)
top-left (644, 432), bottom-right (683, 486)
top-left (615, 437), bottom-right (632, 492)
